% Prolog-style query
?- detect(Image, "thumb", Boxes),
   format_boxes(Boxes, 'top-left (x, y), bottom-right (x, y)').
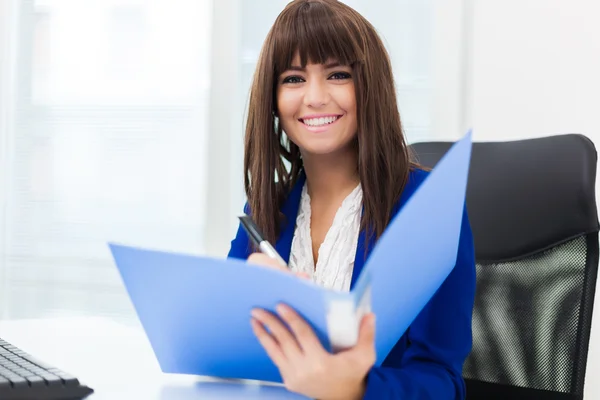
top-left (346, 312), bottom-right (376, 369)
top-left (356, 312), bottom-right (376, 350)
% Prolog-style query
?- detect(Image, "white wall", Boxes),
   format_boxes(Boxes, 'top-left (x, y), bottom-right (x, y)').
top-left (0, 0), bottom-right (17, 303)
top-left (203, 0), bottom-right (241, 258)
top-left (466, 0), bottom-right (600, 143)
top-left (463, 1), bottom-right (600, 397)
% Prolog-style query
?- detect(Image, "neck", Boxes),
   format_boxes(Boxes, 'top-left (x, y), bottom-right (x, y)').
top-left (301, 147), bottom-right (360, 203)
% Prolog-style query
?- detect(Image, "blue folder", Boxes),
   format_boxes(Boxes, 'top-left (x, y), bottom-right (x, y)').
top-left (108, 131), bottom-right (472, 383)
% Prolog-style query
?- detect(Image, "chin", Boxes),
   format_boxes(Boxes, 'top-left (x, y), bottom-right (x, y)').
top-left (297, 141), bottom-right (353, 157)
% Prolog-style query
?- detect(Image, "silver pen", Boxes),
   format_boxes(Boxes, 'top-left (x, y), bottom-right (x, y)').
top-left (238, 215), bottom-right (288, 268)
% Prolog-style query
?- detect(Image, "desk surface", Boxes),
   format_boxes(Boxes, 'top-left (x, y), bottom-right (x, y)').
top-left (0, 316), bottom-right (307, 400)
top-left (2, 293), bottom-right (600, 399)
top-left (4, 315), bottom-right (600, 400)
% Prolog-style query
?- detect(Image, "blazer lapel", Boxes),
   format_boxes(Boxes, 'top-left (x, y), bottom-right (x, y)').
top-left (350, 223), bottom-right (377, 290)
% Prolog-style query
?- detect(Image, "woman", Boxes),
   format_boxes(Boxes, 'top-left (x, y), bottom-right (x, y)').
top-left (228, 0), bottom-right (476, 399)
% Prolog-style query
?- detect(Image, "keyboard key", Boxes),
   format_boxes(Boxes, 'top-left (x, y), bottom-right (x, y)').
top-left (47, 368), bottom-right (67, 376)
top-left (8, 375), bottom-right (28, 389)
top-left (19, 354), bottom-right (53, 370)
top-left (11, 367), bottom-right (30, 376)
top-left (40, 373), bottom-right (63, 387)
top-left (26, 375), bottom-right (47, 388)
top-left (0, 376), bottom-right (10, 390)
top-left (58, 372), bottom-right (80, 387)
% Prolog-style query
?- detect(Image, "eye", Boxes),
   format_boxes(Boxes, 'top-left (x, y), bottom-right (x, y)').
top-left (282, 75), bottom-right (304, 84)
top-left (329, 71), bottom-right (352, 80)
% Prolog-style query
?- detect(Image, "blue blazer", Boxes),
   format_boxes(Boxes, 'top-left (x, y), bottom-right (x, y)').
top-left (228, 168), bottom-right (476, 400)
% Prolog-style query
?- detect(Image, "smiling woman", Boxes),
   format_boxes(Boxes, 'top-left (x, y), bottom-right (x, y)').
top-left (228, 1), bottom-right (477, 399)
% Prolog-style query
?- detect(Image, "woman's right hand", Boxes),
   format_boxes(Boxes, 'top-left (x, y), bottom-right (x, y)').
top-left (247, 253), bottom-right (310, 280)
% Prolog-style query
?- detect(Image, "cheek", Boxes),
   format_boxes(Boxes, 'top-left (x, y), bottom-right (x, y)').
top-left (277, 91), bottom-right (300, 119)
top-left (341, 89), bottom-right (357, 127)
top-left (336, 86), bottom-right (357, 115)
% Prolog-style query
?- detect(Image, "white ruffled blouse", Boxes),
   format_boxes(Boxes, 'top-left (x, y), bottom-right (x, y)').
top-left (288, 182), bottom-right (363, 292)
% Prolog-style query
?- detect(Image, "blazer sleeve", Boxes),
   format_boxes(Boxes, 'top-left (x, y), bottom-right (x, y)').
top-left (362, 207), bottom-right (476, 400)
top-left (227, 202), bottom-right (252, 260)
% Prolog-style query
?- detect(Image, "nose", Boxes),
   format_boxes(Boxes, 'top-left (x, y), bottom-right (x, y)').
top-left (303, 79), bottom-right (329, 108)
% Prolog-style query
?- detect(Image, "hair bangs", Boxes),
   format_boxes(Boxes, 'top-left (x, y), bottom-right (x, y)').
top-left (272, 1), bottom-right (365, 76)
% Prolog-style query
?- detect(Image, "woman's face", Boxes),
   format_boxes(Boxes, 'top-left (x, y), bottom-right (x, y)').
top-left (276, 53), bottom-right (358, 157)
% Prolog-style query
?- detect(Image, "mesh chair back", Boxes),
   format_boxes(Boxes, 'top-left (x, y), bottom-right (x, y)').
top-left (410, 134), bottom-right (599, 399)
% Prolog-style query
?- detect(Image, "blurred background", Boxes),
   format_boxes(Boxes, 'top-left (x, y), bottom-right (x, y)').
top-left (0, 0), bottom-right (599, 332)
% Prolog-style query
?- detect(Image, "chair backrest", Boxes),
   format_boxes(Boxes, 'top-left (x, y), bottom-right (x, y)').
top-left (410, 134), bottom-right (599, 400)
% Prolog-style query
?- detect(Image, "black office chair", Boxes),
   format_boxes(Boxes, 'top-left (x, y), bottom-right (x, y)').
top-left (410, 134), bottom-right (599, 400)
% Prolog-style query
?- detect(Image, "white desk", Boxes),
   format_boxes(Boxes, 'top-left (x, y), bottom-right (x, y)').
top-left (0, 316), bottom-right (308, 399)
top-left (2, 305), bottom-right (600, 399)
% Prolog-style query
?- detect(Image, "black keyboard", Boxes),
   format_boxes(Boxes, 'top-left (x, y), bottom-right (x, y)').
top-left (0, 338), bottom-right (93, 400)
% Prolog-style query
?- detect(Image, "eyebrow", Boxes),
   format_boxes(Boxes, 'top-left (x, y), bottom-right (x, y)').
top-left (285, 61), bottom-right (342, 72)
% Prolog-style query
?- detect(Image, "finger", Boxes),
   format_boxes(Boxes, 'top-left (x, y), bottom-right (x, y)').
top-left (276, 304), bottom-right (324, 355)
top-left (247, 253), bottom-right (288, 272)
top-left (296, 272), bottom-right (310, 279)
top-left (251, 318), bottom-right (288, 368)
top-left (251, 308), bottom-right (303, 361)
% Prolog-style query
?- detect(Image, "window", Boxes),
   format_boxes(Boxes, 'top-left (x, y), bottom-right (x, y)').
top-left (1, 0), bottom-right (211, 322)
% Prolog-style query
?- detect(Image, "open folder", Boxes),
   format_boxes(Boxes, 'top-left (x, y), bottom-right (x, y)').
top-left (108, 131), bottom-right (472, 383)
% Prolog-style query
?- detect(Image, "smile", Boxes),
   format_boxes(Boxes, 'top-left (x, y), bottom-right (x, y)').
top-left (299, 115), bottom-right (342, 127)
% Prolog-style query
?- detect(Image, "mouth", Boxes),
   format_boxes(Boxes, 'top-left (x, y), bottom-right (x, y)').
top-left (299, 115), bottom-right (343, 128)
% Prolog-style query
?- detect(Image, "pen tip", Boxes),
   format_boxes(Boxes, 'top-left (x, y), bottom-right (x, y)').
top-left (238, 215), bottom-right (252, 228)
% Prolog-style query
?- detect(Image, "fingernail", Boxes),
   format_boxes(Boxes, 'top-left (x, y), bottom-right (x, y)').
top-left (276, 304), bottom-right (288, 315)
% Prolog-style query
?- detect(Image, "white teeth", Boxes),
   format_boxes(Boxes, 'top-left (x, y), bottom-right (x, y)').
top-left (303, 116), bottom-right (338, 127)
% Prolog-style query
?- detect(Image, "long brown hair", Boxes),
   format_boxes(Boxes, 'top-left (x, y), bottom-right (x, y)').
top-left (244, 0), bottom-right (416, 245)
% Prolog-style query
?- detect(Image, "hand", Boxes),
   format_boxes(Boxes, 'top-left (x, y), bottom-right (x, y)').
top-left (247, 253), bottom-right (310, 279)
top-left (250, 304), bottom-right (376, 400)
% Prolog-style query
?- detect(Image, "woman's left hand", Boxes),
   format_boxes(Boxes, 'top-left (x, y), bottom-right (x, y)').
top-left (250, 304), bottom-right (376, 400)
